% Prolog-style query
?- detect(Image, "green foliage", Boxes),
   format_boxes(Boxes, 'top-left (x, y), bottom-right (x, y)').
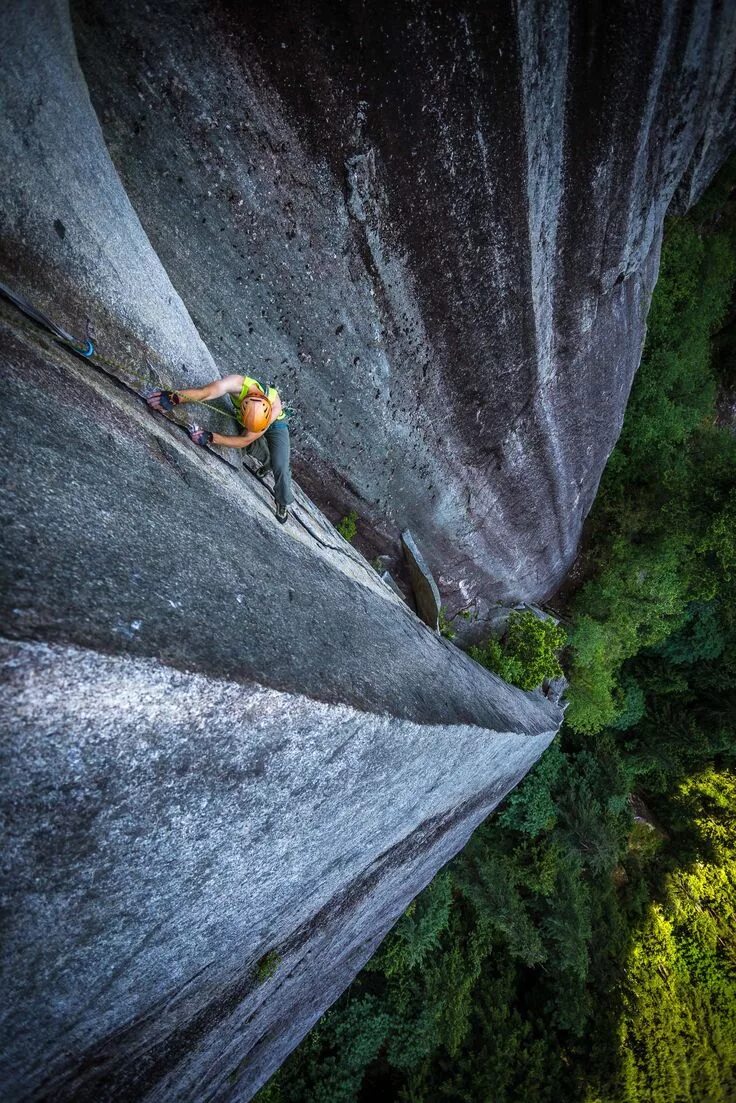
top-left (466, 634), bottom-right (505, 675)
top-left (653, 601), bottom-right (725, 666)
top-left (469, 609), bottom-right (566, 690)
top-left (498, 738), bottom-right (566, 835)
top-left (438, 607), bottom-right (456, 640)
top-left (366, 871), bottom-right (453, 978)
top-left (262, 995), bottom-right (392, 1103)
top-left (255, 950), bottom-right (281, 984)
top-left (699, 486), bottom-right (736, 582)
top-left (609, 672), bottom-right (646, 731)
top-left (335, 510), bottom-right (358, 542)
top-left (565, 162), bottom-right (736, 733)
top-left (604, 771), bottom-right (736, 1103)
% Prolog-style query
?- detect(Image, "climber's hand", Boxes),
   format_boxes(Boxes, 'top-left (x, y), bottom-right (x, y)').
top-left (147, 389), bottom-right (180, 412)
top-left (189, 425), bottom-right (213, 447)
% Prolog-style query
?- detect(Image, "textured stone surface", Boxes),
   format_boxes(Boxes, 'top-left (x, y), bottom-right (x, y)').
top-left (0, 7), bottom-right (561, 1080)
top-left (0, 323), bottom-right (560, 1101)
top-left (380, 569), bottom-right (406, 601)
top-left (401, 529), bottom-right (442, 631)
top-left (0, 0), bottom-right (217, 396)
top-left (70, 0), bottom-right (736, 631)
top-left (1, 1), bottom-right (734, 1099)
top-left (0, 323), bottom-right (554, 733)
top-left (0, 637), bottom-right (556, 1103)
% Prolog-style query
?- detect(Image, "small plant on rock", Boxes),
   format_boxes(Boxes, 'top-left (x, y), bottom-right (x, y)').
top-left (255, 950), bottom-right (281, 984)
top-left (336, 510), bottom-right (358, 542)
top-left (438, 607), bottom-right (456, 640)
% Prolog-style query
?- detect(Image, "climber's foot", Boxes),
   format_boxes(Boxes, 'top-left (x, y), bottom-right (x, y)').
top-left (276, 502), bottom-right (288, 524)
top-left (246, 461), bottom-right (271, 480)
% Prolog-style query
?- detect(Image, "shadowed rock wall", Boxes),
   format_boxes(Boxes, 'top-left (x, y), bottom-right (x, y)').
top-left (0, 3), bottom-right (561, 1100)
top-left (2, 0), bottom-right (735, 1098)
top-left (71, 0), bottom-right (736, 631)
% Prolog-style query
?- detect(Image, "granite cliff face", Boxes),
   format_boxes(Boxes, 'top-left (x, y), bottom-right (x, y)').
top-left (0, 4), bottom-right (562, 1100)
top-left (71, 0), bottom-right (736, 631)
top-left (0, 1), bottom-right (734, 1101)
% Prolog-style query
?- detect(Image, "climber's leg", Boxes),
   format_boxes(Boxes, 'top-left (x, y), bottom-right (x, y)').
top-left (264, 422), bottom-right (295, 507)
top-left (247, 434), bottom-right (271, 474)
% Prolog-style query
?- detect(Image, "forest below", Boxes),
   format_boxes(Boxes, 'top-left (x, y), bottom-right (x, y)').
top-left (255, 158), bottom-right (736, 1103)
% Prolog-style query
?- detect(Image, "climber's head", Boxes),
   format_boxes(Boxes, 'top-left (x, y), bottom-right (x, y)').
top-left (242, 391), bottom-right (272, 433)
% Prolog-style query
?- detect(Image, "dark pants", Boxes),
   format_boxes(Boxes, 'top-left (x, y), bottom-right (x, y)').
top-left (247, 422), bottom-right (294, 507)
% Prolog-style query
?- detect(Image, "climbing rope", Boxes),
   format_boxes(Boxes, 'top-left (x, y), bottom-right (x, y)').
top-left (0, 279), bottom-right (241, 422)
top-left (0, 280), bottom-right (382, 573)
top-left (0, 279), bottom-right (95, 357)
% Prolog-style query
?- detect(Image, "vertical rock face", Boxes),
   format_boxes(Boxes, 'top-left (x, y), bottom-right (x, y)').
top-left (0, 1), bottom-right (734, 1100)
top-left (70, 0), bottom-right (736, 628)
top-left (0, 0), bottom-right (217, 387)
top-left (0, 4), bottom-right (561, 1101)
top-left (0, 327), bottom-right (560, 1103)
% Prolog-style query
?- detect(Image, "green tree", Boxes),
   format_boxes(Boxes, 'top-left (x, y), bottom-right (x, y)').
top-left (469, 610), bottom-right (566, 690)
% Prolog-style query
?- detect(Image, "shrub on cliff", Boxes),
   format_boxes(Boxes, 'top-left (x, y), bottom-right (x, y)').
top-left (335, 510), bottom-right (358, 542)
top-left (468, 609), bottom-right (566, 691)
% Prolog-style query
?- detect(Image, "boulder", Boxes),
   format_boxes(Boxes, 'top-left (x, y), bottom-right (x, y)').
top-left (401, 529), bottom-right (442, 631)
top-left (380, 569), bottom-right (406, 602)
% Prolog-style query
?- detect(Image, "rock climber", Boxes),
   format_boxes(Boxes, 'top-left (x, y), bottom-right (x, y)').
top-left (147, 374), bottom-right (294, 523)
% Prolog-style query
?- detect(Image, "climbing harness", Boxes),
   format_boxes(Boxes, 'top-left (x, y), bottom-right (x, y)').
top-left (0, 279), bottom-right (375, 568)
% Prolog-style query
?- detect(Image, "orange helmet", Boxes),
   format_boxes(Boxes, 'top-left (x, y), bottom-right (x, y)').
top-left (242, 393), bottom-right (272, 433)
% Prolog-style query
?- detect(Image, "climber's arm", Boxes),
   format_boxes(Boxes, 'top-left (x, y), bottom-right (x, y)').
top-left (173, 375), bottom-right (244, 404)
top-left (211, 428), bottom-right (263, 449)
top-left (147, 375), bottom-right (244, 411)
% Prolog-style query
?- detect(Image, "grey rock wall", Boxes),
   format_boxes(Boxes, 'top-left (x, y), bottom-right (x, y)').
top-left (0, 3), bottom-right (561, 1100)
top-left (0, 322), bottom-right (559, 1102)
top-left (0, 0), bottom-right (217, 390)
top-left (1, 0), bottom-right (734, 1098)
top-left (1, 632), bottom-right (555, 1103)
top-left (70, 0), bottom-right (736, 631)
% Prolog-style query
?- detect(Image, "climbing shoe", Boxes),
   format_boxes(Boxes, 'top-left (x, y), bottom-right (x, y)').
top-left (255, 465), bottom-right (271, 481)
top-left (276, 502), bottom-right (288, 524)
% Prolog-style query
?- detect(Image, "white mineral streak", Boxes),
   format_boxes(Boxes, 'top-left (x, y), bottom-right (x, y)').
top-left (343, 141), bottom-right (456, 523)
top-left (516, 0), bottom-right (572, 569)
top-left (455, 10), bottom-right (508, 538)
top-left (621, 2), bottom-right (679, 280)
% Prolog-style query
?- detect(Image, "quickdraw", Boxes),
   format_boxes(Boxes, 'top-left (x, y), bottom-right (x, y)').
top-left (0, 279), bottom-right (95, 358)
